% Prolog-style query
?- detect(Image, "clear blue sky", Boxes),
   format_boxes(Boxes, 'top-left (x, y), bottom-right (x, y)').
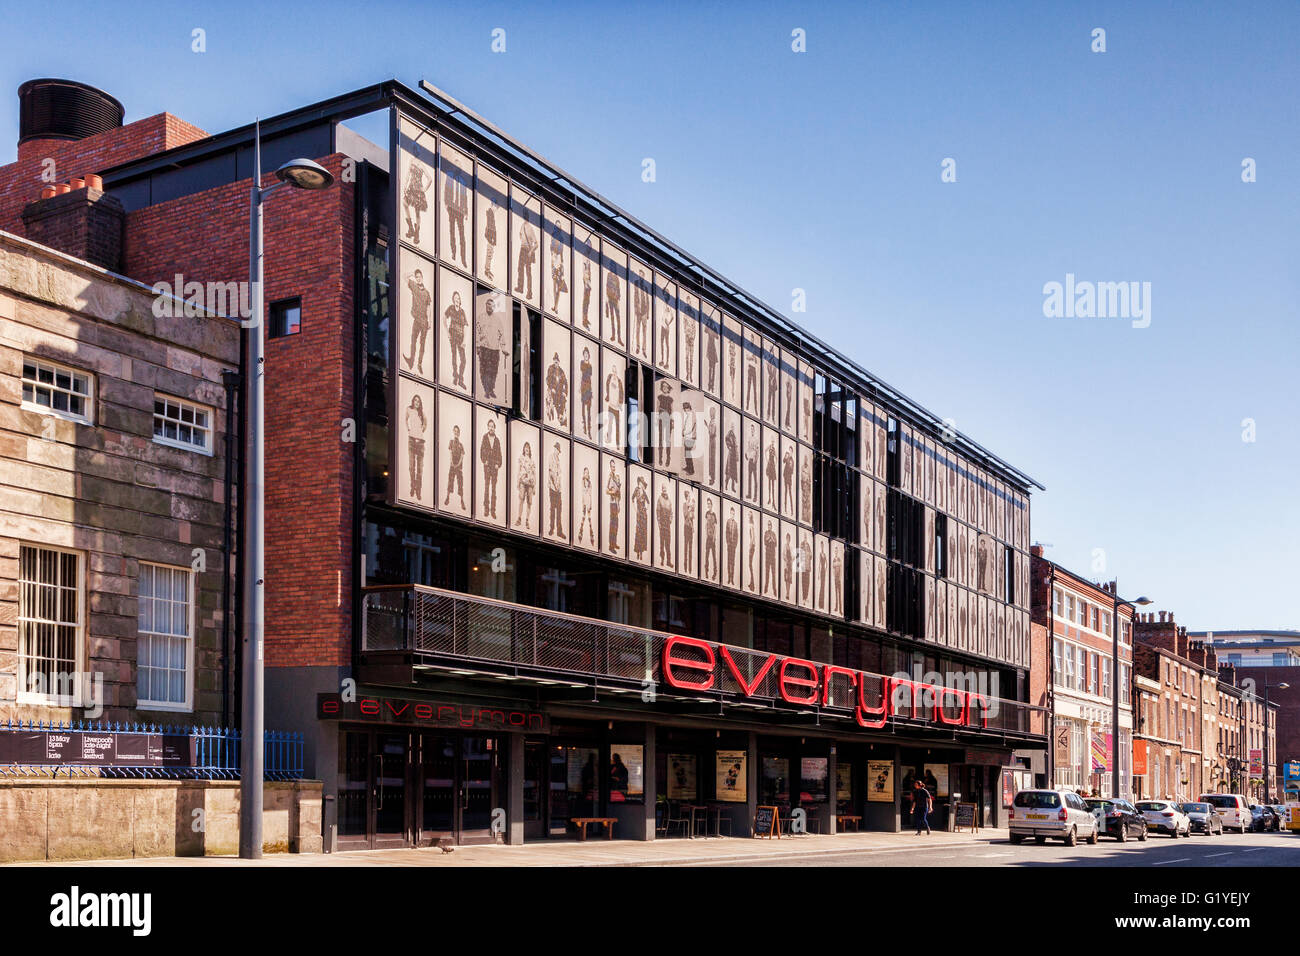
top-left (2, 1), bottom-right (1296, 631)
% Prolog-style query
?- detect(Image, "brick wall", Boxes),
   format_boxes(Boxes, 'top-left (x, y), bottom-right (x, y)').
top-left (2, 113), bottom-right (207, 236)
top-left (123, 157), bottom-right (357, 669)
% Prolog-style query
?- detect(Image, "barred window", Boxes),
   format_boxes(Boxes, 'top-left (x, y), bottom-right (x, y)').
top-left (137, 563), bottom-right (193, 710)
top-left (21, 357), bottom-right (93, 424)
top-left (18, 544), bottom-right (84, 704)
top-left (153, 394), bottom-right (213, 454)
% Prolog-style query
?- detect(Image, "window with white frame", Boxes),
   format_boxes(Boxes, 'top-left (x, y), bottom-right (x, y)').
top-left (1053, 587), bottom-right (1063, 618)
top-left (1076, 647), bottom-right (1087, 692)
top-left (21, 357), bottom-right (93, 424)
top-left (18, 544), bottom-right (84, 704)
top-left (153, 394), bottom-right (213, 454)
top-left (1103, 658), bottom-right (1112, 700)
top-left (137, 562), bottom-right (193, 710)
top-left (1063, 643), bottom-right (1075, 687)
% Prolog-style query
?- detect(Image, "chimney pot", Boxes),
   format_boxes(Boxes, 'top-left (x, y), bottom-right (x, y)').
top-left (70, 177), bottom-right (85, 190)
top-left (86, 173), bottom-right (103, 190)
top-left (40, 185), bottom-right (55, 200)
top-left (53, 183), bottom-right (70, 195)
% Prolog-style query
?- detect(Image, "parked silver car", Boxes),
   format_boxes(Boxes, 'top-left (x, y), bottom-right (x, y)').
top-left (1008, 789), bottom-right (1101, 846)
top-left (1180, 802), bottom-right (1223, 836)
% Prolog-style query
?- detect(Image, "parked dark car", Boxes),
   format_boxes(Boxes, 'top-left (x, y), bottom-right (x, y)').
top-left (1086, 798), bottom-right (1148, 842)
top-left (1179, 802), bottom-right (1223, 835)
top-left (1248, 805), bottom-right (1279, 832)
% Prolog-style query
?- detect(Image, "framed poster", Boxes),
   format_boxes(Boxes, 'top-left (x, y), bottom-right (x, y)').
top-left (699, 490), bottom-right (721, 585)
top-left (627, 464), bottom-right (653, 566)
top-left (814, 535), bottom-right (830, 615)
top-left (677, 288), bottom-right (698, 388)
top-left (475, 165), bottom-right (507, 289)
top-left (609, 744), bottom-right (644, 801)
top-left (394, 377), bottom-right (437, 509)
top-left (600, 454), bottom-right (625, 560)
top-left (573, 335), bottom-right (599, 444)
top-left (742, 327), bottom-right (761, 418)
top-left (780, 436), bottom-right (797, 518)
top-left (742, 506), bottom-right (761, 596)
top-left (678, 483), bottom-right (698, 578)
top-left (923, 763), bottom-right (949, 798)
top-left (600, 240), bottom-right (628, 350)
top-left (396, 119), bottom-right (437, 255)
top-left (542, 319), bottom-right (572, 432)
top-left (600, 347), bottom-right (626, 453)
top-left (722, 499), bottom-right (743, 590)
top-left (780, 519), bottom-right (798, 605)
top-left (509, 420), bottom-right (541, 534)
top-left (868, 760), bottom-right (894, 803)
top-left (722, 314), bottom-right (743, 408)
top-left (474, 287), bottom-right (510, 406)
top-left (667, 753), bottom-right (698, 801)
top-left (836, 763), bottom-right (853, 804)
top-left (473, 405), bottom-right (507, 527)
top-left (716, 750), bottom-right (748, 803)
top-left (653, 472), bottom-right (677, 573)
top-left (654, 276), bottom-right (677, 376)
top-left (396, 249), bottom-right (437, 385)
top-left (802, 757), bottom-right (829, 803)
top-left (572, 221), bottom-right (600, 336)
top-left (541, 432), bottom-right (570, 545)
top-left (438, 141), bottom-right (473, 271)
top-left (436, 393), bottom-right (472, 518)
top-left (629, 260), bottom-right (654, 363)
top-left (509, 186), bottom-right (542, 309)
top-left (542, 207), bottom-right (572, 320)
top-left (797, 527), bottom-right (814, 610)
top-left (437, 266), bottom-right (473, 395)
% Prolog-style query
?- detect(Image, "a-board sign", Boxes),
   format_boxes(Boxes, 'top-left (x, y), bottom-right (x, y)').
top-left (954, 802), bottom-right (978, 832)
top-left (753, 805), bottom-right (781, 838)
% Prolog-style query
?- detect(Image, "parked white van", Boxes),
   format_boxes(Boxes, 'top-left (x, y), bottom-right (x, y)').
top-left (1199, 793), bottom-right (1250, 833)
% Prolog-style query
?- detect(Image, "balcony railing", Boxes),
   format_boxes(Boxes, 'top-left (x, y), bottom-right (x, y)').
top-left (362, 585), bottom-right (1048, 740)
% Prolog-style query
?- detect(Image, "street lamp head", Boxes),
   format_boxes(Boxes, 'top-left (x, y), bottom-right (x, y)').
top-left (1132, 596), bottom-right (1153, 606)
top-left (1279, 683), bottom-right (1291, 691)
top-left (275, 158), bottom-right (334, 191)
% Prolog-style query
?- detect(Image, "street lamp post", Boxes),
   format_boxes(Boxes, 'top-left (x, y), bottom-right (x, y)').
top-left (238, 121), bottom-right (334, 860)
top-left (1111, 583), bottom-right (1151, 801)
top-left (1263, 681), bottom-right (1289, 803)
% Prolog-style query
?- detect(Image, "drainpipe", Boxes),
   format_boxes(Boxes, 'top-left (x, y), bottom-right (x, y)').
top-left (220, 369), bottom-right (241, 728)
top-left (1046, 563), bottom-right (1056, 788)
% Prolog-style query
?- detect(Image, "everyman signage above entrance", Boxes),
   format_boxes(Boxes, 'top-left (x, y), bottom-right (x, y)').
top-left (317, 693), bottom-right (548, 733)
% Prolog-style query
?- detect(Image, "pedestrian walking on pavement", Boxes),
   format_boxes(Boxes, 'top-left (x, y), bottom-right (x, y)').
top-left (913, 778), bottom-right (933, 835)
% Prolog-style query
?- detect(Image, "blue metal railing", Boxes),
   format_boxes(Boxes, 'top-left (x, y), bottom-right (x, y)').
top-left (0, 720), bottom-right (304, 780)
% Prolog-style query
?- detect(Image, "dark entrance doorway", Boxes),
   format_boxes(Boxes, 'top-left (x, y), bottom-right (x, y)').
top-left (337, 728), bottom-right (502, 849)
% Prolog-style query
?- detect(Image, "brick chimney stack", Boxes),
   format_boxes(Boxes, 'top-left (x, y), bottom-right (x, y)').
top-left (21, 178), bottom-right (124, 272)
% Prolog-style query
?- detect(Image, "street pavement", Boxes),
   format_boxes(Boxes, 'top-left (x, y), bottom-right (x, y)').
top-left (10, 825), bottom-right (1297, 867)
top-left (714, 828), bottom-right (1300, 867)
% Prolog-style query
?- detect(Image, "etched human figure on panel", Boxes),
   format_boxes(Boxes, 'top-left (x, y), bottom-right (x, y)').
top-left (515, 219), bottom-right (539, 300)
top-left (578, 346), bottom-right (594, 440)
top-left (404, 268), bottom-right (431, 377)
top-left (655, 380), bottom-right (675, 467)
top-left (444, 167), bottom-right (469, 269)
top-left (633, 269), bottom-right (651, 359)
top-left (681, 491), bottom-right (696, 575)
top-left (762, 517), bottom-right (778, 598)
top-left (606, 460), bottom-right (623, 555)
top-left (549, 231), bottom-right (568, 313)
top-left (656, 484), bottom-right (674, 569)
top-left (444, 425), bottom-right (467, 511)
top-left (480, 417), bottom-right (502, 519)
top-left (703, 497), bottom-right (718, 580)
top-left (515, 442), bottom-right (536, 530)
top-left (444, 291), bottom-right (469, 389)
top-left (782, 444), bottom-right (795, 514)
top-left (402, 159), bottom-right (431, 244)
top-left (545, 351), bottom-right (569, 429)
top-left (577, 466), bottom-right (594, 546)
top-left (725, 504), bottom-right (739, 586)
top-left (724, 417), bottom-right (739, 495)
top-left (632, 475), bottom-right (650, 562)
top-left (405, 394), bottom-right (426, 501)
top-left (483, 199), bottom-right (498, 282)
top-left (546, 441), bottom-right (566, 541)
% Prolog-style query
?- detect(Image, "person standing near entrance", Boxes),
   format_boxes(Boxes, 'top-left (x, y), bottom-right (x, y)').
top-left (912, 778), bottom-right (933, 835)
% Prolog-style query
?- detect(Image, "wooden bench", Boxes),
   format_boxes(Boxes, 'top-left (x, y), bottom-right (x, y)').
top-left (571, 817), bottom-right (618, 840)
top-left (837, 814), bottom-right (863, 832)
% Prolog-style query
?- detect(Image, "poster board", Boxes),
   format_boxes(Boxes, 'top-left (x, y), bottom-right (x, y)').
top-left (716, 750), bottom-right (747, 802)
top-left (868, 760), bottom-right (894, 802)
top-left (954, 802), bottom-right (979, 832)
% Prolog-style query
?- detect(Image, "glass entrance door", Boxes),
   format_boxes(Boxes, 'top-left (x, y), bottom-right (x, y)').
top-left (337, 729), bottom-right (411, 850)
top-left (373, 731), bottom-right (410, 847)
top-left (416, 733), bottom-right (502, 845)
